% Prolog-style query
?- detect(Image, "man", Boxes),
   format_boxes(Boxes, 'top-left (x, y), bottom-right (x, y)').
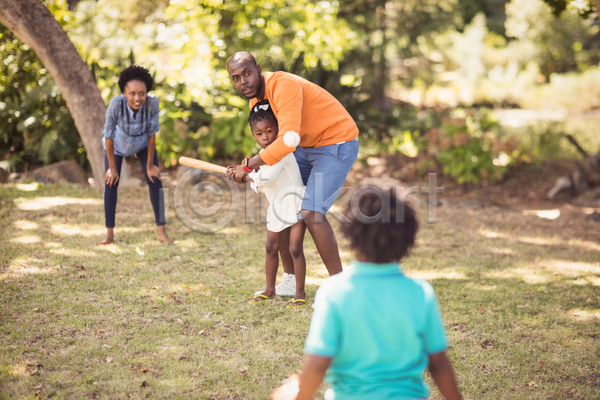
top-left (226, 51), bottom-right (359, 279)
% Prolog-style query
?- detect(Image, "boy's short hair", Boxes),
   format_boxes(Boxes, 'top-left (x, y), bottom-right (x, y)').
top-left (341, 186), bottom-right (418, 263)
top-left (248, 99), bottom-right (277, 127)
top-left (118, 65), bottom-right (154, 93)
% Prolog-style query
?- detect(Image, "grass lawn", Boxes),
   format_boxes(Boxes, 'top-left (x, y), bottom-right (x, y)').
top-left (1, 181), bottom-right (599, 399)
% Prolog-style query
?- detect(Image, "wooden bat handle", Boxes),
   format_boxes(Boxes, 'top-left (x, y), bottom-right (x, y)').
top-left (179, 157), bottom-right (228, 174)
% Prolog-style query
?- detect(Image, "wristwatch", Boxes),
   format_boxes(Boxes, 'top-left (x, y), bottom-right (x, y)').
top-left (241, 157), bottom-right (252, 172)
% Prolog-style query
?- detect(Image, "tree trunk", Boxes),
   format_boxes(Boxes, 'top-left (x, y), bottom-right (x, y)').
top-left (374, 3), bottom-right (390, 112)
top-left (0, 0), bottom-right (105, 189)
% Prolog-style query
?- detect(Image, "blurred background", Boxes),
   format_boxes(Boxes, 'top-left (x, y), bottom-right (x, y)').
top-left (1, 0), bottom-right (599, 189)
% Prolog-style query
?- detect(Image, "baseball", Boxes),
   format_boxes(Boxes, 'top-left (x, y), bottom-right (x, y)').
top-left (283, 131), bottom-right (301, 148)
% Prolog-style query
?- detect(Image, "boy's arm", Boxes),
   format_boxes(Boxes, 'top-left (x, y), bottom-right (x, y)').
top-left (270, 355), bottom-right (332, 400)
top-left (427, 351), bottom-right (462, 400)
top-left (296, 355), bottom-right (332, 400)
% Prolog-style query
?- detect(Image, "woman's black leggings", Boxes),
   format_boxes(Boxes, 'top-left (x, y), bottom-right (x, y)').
top-left (103, 146), bottom-right (165, 228)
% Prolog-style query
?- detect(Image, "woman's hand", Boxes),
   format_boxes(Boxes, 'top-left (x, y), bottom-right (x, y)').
top-left (270, 374), bottom-right (300, 400)
top-left (105, 167), bottom-right (119, 187)
top-left (147, 164), bottom-right (160, 183)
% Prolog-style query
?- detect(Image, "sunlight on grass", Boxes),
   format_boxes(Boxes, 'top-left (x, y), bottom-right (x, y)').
top-left (567, 239), bottom-right (600, 252)
top-left (50, 224), bottom-right (146, 237)
top-left (175, 238), bottom-right (200, 248)
top-left (569, 308), bottom-right (600, 321)
top-left (167, 283), bottom-right (207, 293)
top-left (478, 230), bottom-right (510, 239)
top-left (585, 276), bottom-right (600, 286)
top-left (484, 267), bottom-right (550, 284)
top-left (409, 269), bottom-right (468, 280)
top-left (478, 229), bottom-right (600, 252)
top-left (2, 257), bottom-right (56, 278)
top-left (10, 235), bottom-right (41, 244)
top-left (15, 182), bottom-right (39, 192)
top-left (9, 360), bottom-right (40, 377)
top-left (485, 246), bottom-right (515, 255)
top-left (465, 282), bottom-right (498, 291)
top-left (2, 184), bottom-right (599, 399)
top-left (49, 248), bottom-right (98, 257)
top-left (50, 224), bottom-right (106, 237)
top-left (13, 220), bottom-right (39, 230)
top-left (221, 226), bottom-right (244, 234)
top-left (483, 259), bottom-right (600, 283)
top-left (95, 244), bottom-right (123, 254)
top-left (539, 260), bottom-right (600, 278)
top-left (518, 236), bottom-right (564, 246)
top-left (14, 196), bottom-right (102, 210)
top-left (522, 209), bottom-right (561, 220)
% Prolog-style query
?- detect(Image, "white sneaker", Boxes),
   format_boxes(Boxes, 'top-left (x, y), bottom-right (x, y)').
top-left (276, 273), bottom-right (296, 296)
top-left (254, 273), bottom-right (296, 297)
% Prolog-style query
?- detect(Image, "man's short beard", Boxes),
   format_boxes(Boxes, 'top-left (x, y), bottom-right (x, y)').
top-left (248, 74), bottom-right (264, 100)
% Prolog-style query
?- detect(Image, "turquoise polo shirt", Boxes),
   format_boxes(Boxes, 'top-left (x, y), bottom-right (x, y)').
top-left (304, 261), bottom-right (448, 400)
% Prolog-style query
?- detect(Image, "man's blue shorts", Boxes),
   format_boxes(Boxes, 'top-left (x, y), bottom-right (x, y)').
top-left (294, 138), bottom-right (359, 216)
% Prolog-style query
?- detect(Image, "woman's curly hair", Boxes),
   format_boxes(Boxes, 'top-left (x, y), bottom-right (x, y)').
top-left (118, 65), bottom-right (154, 93)
top-left (340, 186), bottom-right (418, 263)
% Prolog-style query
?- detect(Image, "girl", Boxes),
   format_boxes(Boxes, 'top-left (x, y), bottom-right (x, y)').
top-left (271, 187), bottom-right (462, 399)
top-left (228, 100), bottom-right (307, 308)
top-left (98, 65), bottom-right (171, 245)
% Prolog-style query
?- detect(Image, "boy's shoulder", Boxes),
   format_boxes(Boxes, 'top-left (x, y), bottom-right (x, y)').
top-left (318, 269), bottom-right (437, 302)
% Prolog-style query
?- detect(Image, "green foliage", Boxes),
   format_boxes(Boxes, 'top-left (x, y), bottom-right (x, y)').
top-left (0, 24), bottom-right (84, 172)
top-left (3, 0), bottom-right (600, 175)
top-left (506, 0), bottom-right (598, 77)
top-left (154, 85), bottom-right (258, 166)
top-left (427, 109), bottom-right (515, 184)
top-left (541, 0), bottom-right (594, 17)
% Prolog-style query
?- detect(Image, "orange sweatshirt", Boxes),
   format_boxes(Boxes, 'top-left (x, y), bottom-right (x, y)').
top-left (250, 71), bottom-right (358, 166)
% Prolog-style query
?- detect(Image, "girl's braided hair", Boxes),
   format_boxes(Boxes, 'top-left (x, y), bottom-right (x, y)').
top-left (248, 99), bottom-right (277, 127)
top-left (118, 65), bottom-right (154, 93)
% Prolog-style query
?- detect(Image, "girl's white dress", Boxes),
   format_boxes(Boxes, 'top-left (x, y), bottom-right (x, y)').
top-left (249, 151), bottom-right (305, 233)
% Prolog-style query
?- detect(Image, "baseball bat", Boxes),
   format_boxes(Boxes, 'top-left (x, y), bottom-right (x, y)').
top-left (179, 156), bottom-right (228, 174)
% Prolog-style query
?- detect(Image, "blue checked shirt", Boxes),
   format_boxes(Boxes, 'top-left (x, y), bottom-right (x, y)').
top-left (102, 94), bottom-right (160, 157)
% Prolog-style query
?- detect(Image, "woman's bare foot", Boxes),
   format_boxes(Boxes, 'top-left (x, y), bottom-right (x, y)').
top-left (249, 289), bottom-right (275, 303)
top-left (97, 228), bottom-right (114, 245)
top-left (157, 225), bottom-right (173, 243)
top-left (286, 289), bottom-right (306, 308)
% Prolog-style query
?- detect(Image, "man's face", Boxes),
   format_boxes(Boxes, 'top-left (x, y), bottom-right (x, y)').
top-left (228, 59), bottom-right (264, 99)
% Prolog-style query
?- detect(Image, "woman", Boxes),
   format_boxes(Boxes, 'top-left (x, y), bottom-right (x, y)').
top-left (98, 65), bottom-right (171, 245)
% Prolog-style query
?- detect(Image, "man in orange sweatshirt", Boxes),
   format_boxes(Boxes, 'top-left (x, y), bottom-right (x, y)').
top-left (226, 52), bottom-right (359, 278)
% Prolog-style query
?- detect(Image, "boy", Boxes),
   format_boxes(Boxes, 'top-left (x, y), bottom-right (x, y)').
top-left (271, 187), bottom-right (462, 399)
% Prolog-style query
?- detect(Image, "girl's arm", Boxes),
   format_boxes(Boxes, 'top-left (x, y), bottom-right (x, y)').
top-left (104, 138), bottom-right (119, 187)
top-left (270, 355), bottom-right (331, 400)
top-left (146, 135), bottom-right (159, 183)
top-left (427, 351), bottom-right (462, 400)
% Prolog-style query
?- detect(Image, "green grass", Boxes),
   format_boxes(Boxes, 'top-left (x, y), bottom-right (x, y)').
top-left (1, 182), bottom-right (599, 399)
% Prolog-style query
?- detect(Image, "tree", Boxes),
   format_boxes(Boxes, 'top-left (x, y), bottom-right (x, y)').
top-left (0, 25), bottom-right (84, 171)
top-left (0, 0), bottom-right (105, 188)
top-left (542, 0), bottom-right (598, 16)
